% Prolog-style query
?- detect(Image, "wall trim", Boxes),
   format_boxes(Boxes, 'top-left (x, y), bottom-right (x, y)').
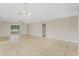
top-left (47, 36), bottom-right (78, 44)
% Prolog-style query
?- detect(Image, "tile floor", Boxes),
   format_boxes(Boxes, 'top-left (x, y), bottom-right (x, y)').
top-left (0, 36), bottom-right (78, 56)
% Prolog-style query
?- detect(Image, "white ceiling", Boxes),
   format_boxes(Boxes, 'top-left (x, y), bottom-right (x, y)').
top-left (0, 3), bottom-right (78, 23)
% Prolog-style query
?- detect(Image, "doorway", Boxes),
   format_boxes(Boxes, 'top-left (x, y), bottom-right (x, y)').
top-left (42, 24), bottom-right (46, 37)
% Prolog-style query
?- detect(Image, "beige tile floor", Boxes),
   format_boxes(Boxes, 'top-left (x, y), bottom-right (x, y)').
top-left (0, 36), bottom-right (78, 56)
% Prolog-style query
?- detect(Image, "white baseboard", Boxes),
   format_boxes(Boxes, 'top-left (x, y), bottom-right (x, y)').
top-left (29, 35), bottom-right (78, 44)
top-left (47, 36), bottom-right (78, 44)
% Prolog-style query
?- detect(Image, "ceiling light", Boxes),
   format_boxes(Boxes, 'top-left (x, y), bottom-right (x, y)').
top-left (19, 3), bottom-right (31, 16)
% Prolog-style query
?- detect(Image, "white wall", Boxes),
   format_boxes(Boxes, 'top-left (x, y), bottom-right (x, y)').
top-left (0, 22), bottom-right (10, 37)
top-left (28, 16), bottom-right (78, 43)
top-left (20, 23), bottom-right (27, 35)
top-left (28, 23), bottom-right (42, 37)
top-left (0, 16), bottom-right (78, 43)
top-left (46, 16), bottom-right (78, 43)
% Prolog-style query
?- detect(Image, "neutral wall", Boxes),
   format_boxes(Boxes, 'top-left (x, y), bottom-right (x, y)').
top-left (28, 16), bottom-right (78, 43)
top-left (46, 16), bottom-right (78, 43)
top-left (20, 23), bottom-right (27, 35)
top-left (0, 22), bottom-right (10, 37)
top-left (28, 23), bottom-right (42, 37)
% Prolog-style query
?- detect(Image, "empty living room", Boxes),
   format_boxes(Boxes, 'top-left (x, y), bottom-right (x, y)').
top-left (0, 3), bottom-right (79, 56)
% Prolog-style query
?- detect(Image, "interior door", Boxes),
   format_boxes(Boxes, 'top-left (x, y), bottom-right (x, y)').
top-left (42, 24), bottom-right (46, 37)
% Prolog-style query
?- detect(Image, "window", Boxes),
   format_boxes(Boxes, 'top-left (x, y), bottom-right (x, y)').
top-left (11, 25), bottom-right (20, 34)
